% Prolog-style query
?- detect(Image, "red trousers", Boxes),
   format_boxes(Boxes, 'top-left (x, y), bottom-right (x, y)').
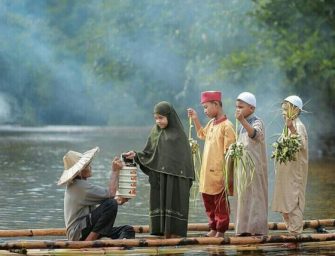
top-left (202, 191), bottom-right (230, 233)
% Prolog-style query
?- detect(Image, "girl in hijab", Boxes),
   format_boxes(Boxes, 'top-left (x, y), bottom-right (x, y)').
top-left (124, 101), bottom-right (195, 238)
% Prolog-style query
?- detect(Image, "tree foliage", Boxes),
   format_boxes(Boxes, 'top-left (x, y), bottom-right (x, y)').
top-left (0, 0), bottom-right (334, 137)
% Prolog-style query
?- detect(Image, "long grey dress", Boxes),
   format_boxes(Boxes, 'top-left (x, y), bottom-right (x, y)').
top-left (235, 114), bottom-right (268, 235)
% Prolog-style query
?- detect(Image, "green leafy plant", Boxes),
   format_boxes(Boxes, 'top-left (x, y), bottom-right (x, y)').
top-left (271, 134), bottom-right (302, 164)
top-left (224, 119), bottom-right (255, 197)
top-left (271, 102), bottom-right (302, 164)
top-left (188, 117), bottom-right (202, 183)
top-left (188, 117), bottom-right (202, 205)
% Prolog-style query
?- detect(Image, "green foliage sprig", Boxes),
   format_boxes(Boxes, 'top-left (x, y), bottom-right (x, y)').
top-left (271, 133), bottom-right (302, 164)
top-left (224, 119), bottom-right (255, 198)
top-left (272, 102), bottom-right (302, 164)
top-left (188, 118), bottom-right (202, 182)
top-left (188, 117), bottom-right (202, 206)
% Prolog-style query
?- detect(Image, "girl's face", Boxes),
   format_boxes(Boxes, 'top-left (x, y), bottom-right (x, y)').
top-left (202, 101), bottom-right (219, 118)
top-left (235, 100), bottom-right (254, 117)
top-left (154, 114), bottom-right (168, 129)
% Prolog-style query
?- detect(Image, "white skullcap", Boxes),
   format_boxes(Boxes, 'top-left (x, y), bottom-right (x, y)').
top-left (237, 92), bottom-right (256, 107)
top-left (284, 95), bottom-right (303, 110)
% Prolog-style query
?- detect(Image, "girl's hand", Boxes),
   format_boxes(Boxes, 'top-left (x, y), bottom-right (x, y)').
top-left (123, 151), bottom-right (136, 159)
top-left (187, 108), bottom-right (198, 120)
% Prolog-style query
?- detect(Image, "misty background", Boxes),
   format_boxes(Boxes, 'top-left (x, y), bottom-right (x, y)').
top-left (0, 0), bottom-right (334, 156)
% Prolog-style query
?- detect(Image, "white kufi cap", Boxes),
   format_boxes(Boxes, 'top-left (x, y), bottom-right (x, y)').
top-left (284, 95), bottom-right (303, 110)
top-left (237, 92), bottom-right (256, 107)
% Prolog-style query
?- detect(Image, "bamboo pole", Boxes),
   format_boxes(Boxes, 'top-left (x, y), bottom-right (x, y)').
top-left (0, 219), bottom-right (334, 237)
top-left (1, 233), bottom-right (335, 250)
top-left (23, 242), bottom-right (335, 256)
top-left (26, 247), bottom-right (191, 255)
top-left (0, 228), bottom-right (65, 237)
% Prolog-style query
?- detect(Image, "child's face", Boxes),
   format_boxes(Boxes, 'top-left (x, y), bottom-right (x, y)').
top-left (202, 101), bottom-right (219, 118)
top-left (281, 102), bottom-right (300, 120)
top-left (154, 114), bottom-right (168, 129)
top-left (235, 100), bottom-right (254, 117)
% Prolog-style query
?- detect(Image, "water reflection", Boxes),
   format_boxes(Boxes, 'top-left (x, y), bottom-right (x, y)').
top-left (0, 125), bottom-right (334, 254)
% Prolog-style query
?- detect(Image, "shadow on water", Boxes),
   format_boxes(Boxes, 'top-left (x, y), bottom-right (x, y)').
top-left (0, 125), bottom-right (334, 255)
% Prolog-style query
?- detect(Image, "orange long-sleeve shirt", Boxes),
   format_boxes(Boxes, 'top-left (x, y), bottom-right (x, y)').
top-left (197, 118), bottom-right (235, 194)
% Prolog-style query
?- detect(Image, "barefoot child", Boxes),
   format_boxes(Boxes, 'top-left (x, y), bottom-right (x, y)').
top-left (272, 95), bottom-right (308, 234)
top-left (187, 91), bottom-right (235, 238)
top-left (234, 92), bottom-right (268, 236)
top-left (124, 101), bottom-right (194, 238)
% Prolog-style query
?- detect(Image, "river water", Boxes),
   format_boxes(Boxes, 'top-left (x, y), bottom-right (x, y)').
top-left (0, 125), bottom-right (334, 255)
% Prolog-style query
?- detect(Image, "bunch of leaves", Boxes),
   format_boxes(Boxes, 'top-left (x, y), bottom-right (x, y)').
top-left (225, 141), bottom-right (255, 198)
top-left (223, 119), bottom-right (255, 198)
top-left (272, 102), bottom-right (302, 164)
top-left (188, 118), bottom-right (202, 206)
top-left (188, 118), bottom-right (202, 182)
top-left (189, 137), bottom-right (202, 182)
top-left (271, 133), bottom-right (302, 164)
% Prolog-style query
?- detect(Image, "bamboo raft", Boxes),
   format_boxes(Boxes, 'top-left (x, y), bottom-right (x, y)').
top-left (1, 233), bottom-right (335, 250)
top-left (0, 219), bottom-right (333, 238)
top-left (0, 219), bottom-right (334, 255)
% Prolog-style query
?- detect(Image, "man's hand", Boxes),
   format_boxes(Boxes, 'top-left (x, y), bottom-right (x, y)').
top-left (112, 156), bottom-right (123, 172)
top-left (115, 196), bottom-right (129, 205)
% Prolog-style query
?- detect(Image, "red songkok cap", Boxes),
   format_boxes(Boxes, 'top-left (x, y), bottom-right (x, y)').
top-left (201, 91), bottom-right (222, 104)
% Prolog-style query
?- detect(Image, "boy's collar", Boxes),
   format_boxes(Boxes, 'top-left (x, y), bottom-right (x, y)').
top-left (245, 113), bottom-right (255, 121)
top-left (213, 115), bottom-right (227, 125)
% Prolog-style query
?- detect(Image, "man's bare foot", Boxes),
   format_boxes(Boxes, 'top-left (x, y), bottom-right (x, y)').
top-left (215, 231), bottom-right (225, 238)
top-left (206, 229), bottom-right (217, 237)
top-left (85, 231), bottom-right (99, 241)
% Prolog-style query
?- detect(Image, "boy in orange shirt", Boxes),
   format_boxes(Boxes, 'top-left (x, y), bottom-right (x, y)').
top-left (187, 91), bottom-right (235, 237)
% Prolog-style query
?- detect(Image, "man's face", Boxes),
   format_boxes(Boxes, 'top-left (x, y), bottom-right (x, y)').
top-left (81, 165), bottom-right (92, 178)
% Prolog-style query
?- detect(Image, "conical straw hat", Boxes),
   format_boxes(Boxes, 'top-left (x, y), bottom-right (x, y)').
top-left (57, 147), bottom-right (99, 186)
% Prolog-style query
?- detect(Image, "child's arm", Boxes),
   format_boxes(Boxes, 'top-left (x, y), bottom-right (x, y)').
top-left (187, 108), bottom-right (202, 131)
top-left (286, 118), bottom-right (297, 135)
top-left (235, 109), bottom-right (257, 139)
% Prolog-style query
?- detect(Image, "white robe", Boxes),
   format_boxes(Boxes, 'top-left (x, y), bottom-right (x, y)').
top-left (272, 118), bottom-right (308, 213)
top-left (235, 114), bottom-right (268, 235)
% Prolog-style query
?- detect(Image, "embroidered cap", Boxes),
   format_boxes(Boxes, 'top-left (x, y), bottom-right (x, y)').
top-left (237, 92), bottom-right (256, 107)
top-left (201, 91), bottom-right (222, 104)
top-left (284, 95), bottom-right (303, 110)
